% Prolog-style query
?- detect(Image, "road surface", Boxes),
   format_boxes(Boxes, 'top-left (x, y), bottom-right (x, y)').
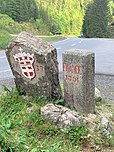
top-left (50, 37), bottom-right (114, 75)
top-left (0, 50), bottom-right (13, 79)
top-left (0, 37), bottom-right (114, 102)
top-left (51, 37), bottom-right (114, 102)
top-left (0, 50), bottom-right (15, 92)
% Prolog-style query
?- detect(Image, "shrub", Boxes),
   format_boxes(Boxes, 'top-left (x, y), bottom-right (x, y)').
top-left (0, 30), bottom-right (13, 49)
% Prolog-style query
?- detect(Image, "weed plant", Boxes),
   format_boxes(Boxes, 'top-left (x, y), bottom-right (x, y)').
top-left (0, 88), bottom-right (89, 152)
top-left (1, 87), bottom-right (114, 151)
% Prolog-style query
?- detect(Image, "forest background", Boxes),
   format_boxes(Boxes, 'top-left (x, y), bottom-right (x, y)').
top-left (0, 0), bottom-right (114, 49)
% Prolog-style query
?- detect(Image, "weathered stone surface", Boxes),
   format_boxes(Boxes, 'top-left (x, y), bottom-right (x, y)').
top-left (101, 117), bottom-right (112, 137)
top-left (95, 87), bottom-right (102, 101)
top-left (6, 32), bottom-right (62, 99)
top-left (62, 50), bottom-right (95, 114)
top-left (41, 104), bottom-right (85, 130)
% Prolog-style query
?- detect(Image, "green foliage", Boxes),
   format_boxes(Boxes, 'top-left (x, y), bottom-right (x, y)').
top-left (53, 98), bottom-right (64, 106)
top-left (0, 88), bottom-right (88, 151)
top-left (109, 1), bottom-right (114, 16)
top-left (0, 88), bottom-right (114, 151)
top-left (0, 14), bottom-right (40, 35)
top-left (0, 0), bottom-right (114, 37)
top-left (0, 30), bottom-right (13, 49)
top-left (95, 98), bottom-right (104, 106)
top-left (83, 0), bottom-right (112, 38)
top-left (0, 14), bottom-right (42, 49)
top-left (36, 0), bottom-right (86, 36)
top-left (0, 0), bottom-right (87, 36)
top-left (94, 125), bottom-right (114, 148)
top-left (35, 19), bottom-right (49, 35)
top-left (109, 1), bottom-right (114, 37)
top-left (41, 35), bottom-right (65, 41)
top-left (0, 0), bottom-right (38, 22)
top-left (64, 125), bottom-right (89, 145)
top-left (0, 13), bottom-right (65, 49)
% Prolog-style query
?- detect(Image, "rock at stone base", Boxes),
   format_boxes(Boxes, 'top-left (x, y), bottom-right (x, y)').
top-left (41, 104), bottom-right (85, 130)
top-left (101, 117), bottom-right (113, 137)
top-left (95, 87), bottom-right (102, 101)
top-left (6, 32), bottom-right (62, 99)
top-left (101, 117), bottom-right (109, 128)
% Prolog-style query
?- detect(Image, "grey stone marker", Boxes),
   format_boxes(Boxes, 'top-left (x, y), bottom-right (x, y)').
top-left (63, 50), bottom-right (95, 114)
top-left (6, 32), bottom-right (62, 99)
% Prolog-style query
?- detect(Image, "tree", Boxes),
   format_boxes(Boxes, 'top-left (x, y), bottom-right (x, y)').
top-left (0, 0), bottom-right (92, 36)
top-left (36, 0), bottom-right (86, 35)
top-left (83, 0), bottom-right (112, 38)
top-left (0, 0), bottom-right (38, 22)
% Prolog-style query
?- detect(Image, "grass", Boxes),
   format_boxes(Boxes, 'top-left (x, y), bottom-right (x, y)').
top-left (0, 14), bottom-right (42, 50)
top-left (0, 34), bottom-right (66, 50)
top-left (0, 88), bottom-right (89, 152)
top-left (0, 87), bottom-right (114, 151)
top-left (0, 14), bottom-right (66, 50)
top-left (41, 35), bottom-right (66, 42)
top-left (0, 14), bottom-right (40, 35)
top-left (0, 30), bottom-right (13, 50)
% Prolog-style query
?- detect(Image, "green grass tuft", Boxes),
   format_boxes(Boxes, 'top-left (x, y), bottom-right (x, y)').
top-left (0, 88), bottom-right (88, 151)
top-left (0, 87), bottom-right (114, 151)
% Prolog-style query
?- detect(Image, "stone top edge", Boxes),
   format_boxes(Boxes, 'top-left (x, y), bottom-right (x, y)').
top-left (7, 32), bottom-right (56, 54)
top-left (62, 49), bottom-right (94, 56)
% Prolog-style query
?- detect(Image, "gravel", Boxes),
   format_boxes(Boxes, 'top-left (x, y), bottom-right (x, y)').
top-left (0, 78), bottom-right (15, 92)
top-left (0, 73), bottom-right (114, 103)
top-left (59, 72), bottom-right (114, 103)
top-left (95, 74), bottom-right (114, 103)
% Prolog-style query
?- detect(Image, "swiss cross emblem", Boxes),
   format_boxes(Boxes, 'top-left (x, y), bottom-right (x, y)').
top-left (13, 47), bottom-right (36, 80)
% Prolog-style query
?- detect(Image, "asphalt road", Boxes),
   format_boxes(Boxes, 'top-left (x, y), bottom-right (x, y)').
top-left (50, 37), bottom-right (114, 75)
top-left (51, 37), bottom-right (114, 102)
top-left (0, 37), bottom-right (114, 102)
top-left (1, 37), bottom-right (114, 78)
top-left (0, 50), bottom-right (13, 79)
top-left (0, 50), bottom-right (15, 92)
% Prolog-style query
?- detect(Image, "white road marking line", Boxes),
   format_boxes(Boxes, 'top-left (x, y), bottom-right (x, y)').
top-left (0, 69), bottom-right (11, 73)
top-left (78, 39), bottom-right (83, 43)
top-left (52, 37), bottom-right (69, 44)
top-left (56, 47), bottom-right (62, 50)
top-left (71, 43), bottom-right (76, 46)
top-left (0, 56), bottom-right (5, 58)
